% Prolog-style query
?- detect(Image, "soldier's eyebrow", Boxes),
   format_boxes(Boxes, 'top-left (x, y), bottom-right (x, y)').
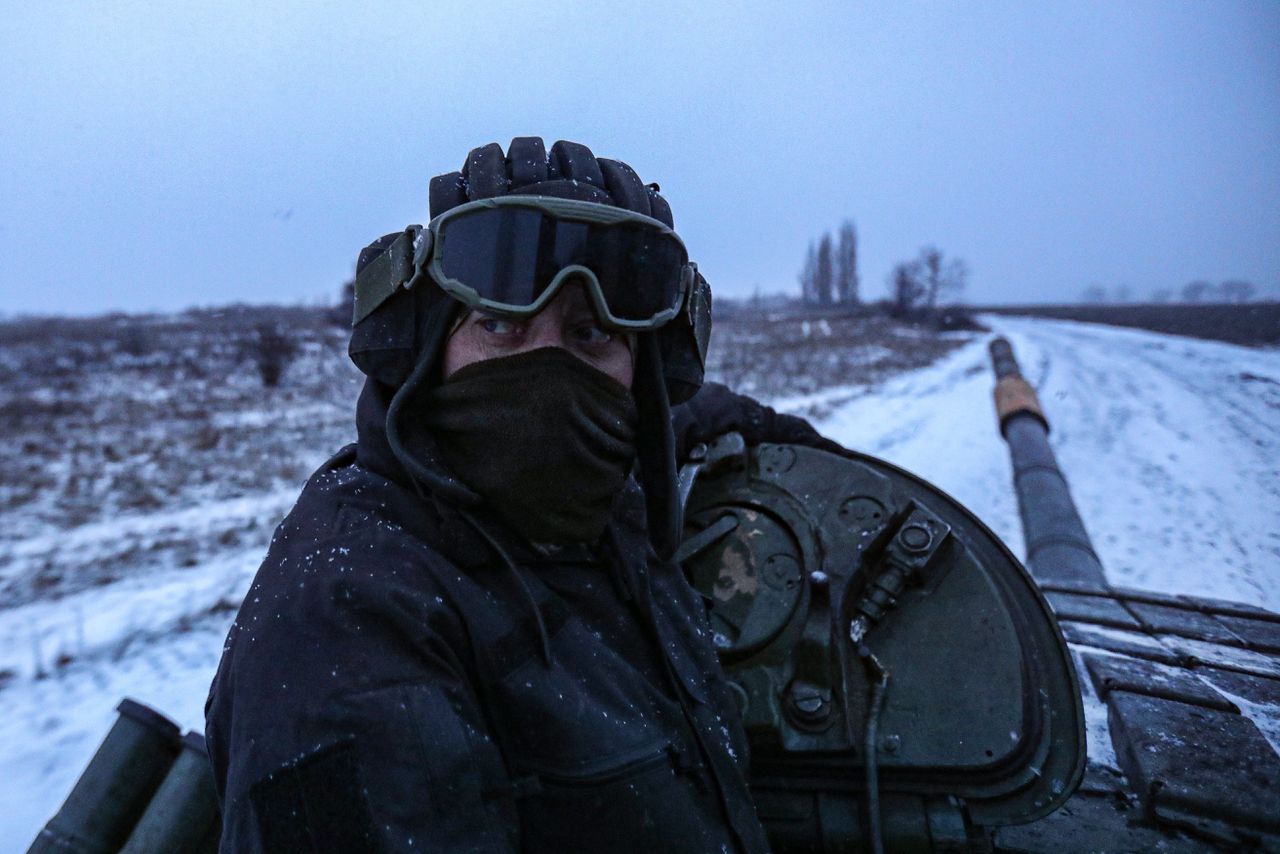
top-left (447, 308), bottom-right (473, 336)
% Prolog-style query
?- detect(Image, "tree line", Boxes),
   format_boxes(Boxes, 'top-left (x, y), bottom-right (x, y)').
top-left (1082, 279), bottom-right (1260, 305)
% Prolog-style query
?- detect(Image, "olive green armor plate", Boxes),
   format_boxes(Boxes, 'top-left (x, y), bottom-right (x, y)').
top-left (679, 435), bottom-right (1085, 851)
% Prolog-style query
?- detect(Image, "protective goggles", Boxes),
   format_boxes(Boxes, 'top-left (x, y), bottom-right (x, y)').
top-left (363, 196), bottom-right (694, 331)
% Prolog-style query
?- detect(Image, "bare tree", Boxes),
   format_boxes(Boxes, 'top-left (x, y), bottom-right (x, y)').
top-left (815, 233), bottom-right (834, 306)
top-left (1081, 285), bottom-right (1107, 304)
top-left (889, 261), bottom-right (925, 316)
top-left (1150, 288), bottom-right (1173, 304)
top-left (1181, 280), bottom-right (1211, 303)
top-left (918, 246), bottom-right (968, 311)
top-left (1219, 280), bottom-right (1257, 303)
top-left (251, 322), bottom-right (300, 388)
top-left (798, 242), bottom-right (818, 304)
top-left (117, 325), bottom-right (154, 357)
top-left (834, 220), bottom-right (860, 305)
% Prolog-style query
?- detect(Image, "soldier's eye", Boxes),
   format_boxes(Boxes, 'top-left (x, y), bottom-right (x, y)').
top-left (478, 317), bottom-right (521, 336)
top-left (572, 324), bottom-right (613, 345)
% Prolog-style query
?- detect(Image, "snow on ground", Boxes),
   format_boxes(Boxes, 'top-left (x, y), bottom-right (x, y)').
top-left (1, 316), bottom-right (1277, 849)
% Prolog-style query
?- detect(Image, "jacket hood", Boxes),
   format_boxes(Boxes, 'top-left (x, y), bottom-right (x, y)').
top-left (354, 377), bottom-right (421, 489)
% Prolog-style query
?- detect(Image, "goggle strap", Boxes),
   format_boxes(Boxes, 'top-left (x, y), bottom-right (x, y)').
top-left (353, 228), bottom-right (417, 325)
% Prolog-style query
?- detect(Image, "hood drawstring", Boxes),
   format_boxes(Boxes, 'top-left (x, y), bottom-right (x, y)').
top-left (633, 335), bottom-right (681, 561)
top-left (461, 512), bottom-right (554, 668)
top-left (384, 305), bottom-right (480, 508)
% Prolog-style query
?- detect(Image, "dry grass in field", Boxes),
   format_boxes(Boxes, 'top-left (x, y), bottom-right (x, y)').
top-left (0, 305), bottom-right (975, 604)
top-left (707, 311), bottom-right (975, 418)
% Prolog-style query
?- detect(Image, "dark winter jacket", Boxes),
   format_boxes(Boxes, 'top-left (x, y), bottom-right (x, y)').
top-left (205, 378), bottom-right (771, 853)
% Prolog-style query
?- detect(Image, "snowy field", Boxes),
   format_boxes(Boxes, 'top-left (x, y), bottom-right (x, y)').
top-left (1, 315), bottom-right (1277, 849)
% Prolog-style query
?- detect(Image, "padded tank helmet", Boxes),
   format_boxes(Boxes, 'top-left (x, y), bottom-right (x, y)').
top-left (348, 138), bottom-right (710, 403)
top-left (346, 138), bottom-right (711, 553)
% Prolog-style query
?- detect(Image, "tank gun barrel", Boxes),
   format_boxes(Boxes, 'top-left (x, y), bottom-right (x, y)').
top-left (988, 337), bottom-right (1108, 592)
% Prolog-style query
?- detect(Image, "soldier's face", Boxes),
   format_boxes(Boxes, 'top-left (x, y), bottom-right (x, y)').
top-left (442, 282), bottom-right (636, 388)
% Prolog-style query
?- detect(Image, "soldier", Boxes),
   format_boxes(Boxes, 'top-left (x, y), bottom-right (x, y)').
top-left (205, 138), bottom-right (827, 852)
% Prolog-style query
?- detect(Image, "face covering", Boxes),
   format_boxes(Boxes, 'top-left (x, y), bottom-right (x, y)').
top-left (422, 347), bottom-right (639, 544)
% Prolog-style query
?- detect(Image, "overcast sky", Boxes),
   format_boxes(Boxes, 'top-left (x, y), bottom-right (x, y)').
top-left (2, 1), bottom-right (1277, 315)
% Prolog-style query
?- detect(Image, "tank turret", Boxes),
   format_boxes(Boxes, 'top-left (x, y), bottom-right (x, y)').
top-left (677, 430), bottom-right (1086, 850)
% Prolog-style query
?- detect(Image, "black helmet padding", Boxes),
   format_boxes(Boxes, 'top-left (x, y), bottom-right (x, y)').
top-left (428, 171), bottom-right (467, 221)
top-left (429, 139), bottom-right (674, 228)
top-left (597, 159), bottom-right (651, 218)
top-left (548, 141), bottom-right (605, 189)
top-left (508, 136), bottom-right (548, 186)
top-left (463, 143), bottom-right (509, 200)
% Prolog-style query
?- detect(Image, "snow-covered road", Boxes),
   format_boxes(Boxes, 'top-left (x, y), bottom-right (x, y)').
top-left (1, 316), bottom-right (1277, 850)
top-left (794, 315), bottom-right (1280, 611)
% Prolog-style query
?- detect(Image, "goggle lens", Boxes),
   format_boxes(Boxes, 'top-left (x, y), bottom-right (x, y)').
top-left (435, 205), bottom-right (687, 324)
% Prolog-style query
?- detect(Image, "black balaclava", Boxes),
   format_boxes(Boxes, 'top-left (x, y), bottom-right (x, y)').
top-left (422, 347), bottom-right (638, 544)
